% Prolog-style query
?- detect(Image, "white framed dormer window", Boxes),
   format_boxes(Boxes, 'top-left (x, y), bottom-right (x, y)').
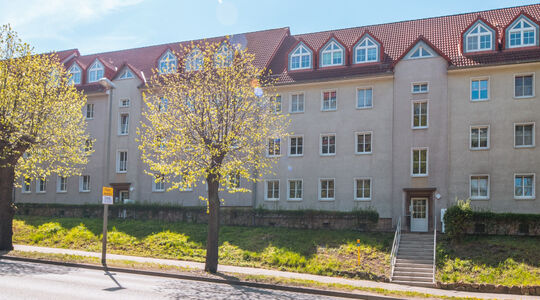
top-left (85, 103), bottom-right (94, 119)
top-left (22, 178), bottom-right (31, 193)
top-left (320, 40), bottom-right (344, 67)
top-left (267, 138), bottom-right (281, 157)
top-left (265, 180), bottom-right (280, 201)
top-left (471, 78), bottom-right (489, 101)
top-left (88, 60), bottom-right (104, 83)
top-left (470, 125), bottom-right (490, 150)
top-left (320, 134), bottom-right (336, 156)
top-left (354, 36), bottom-right (379, 64)
top-left (290, 93), bottom-right (305, 113)
top-left (411, 148), bottom-right (428, 177)
top-left (289, 43), bottom-right (312, 70)
top-left (507, 16), bottom-right (538, 48)
top-left (152, 174), bottom-right (165, 192)
top-left (36, 178), bottom-right (46, 193)
top-left (186, 49), bottom-right (203, 72)
top-left (355, 132), bottom-right (372, 154)
top-left (79, 175), bottom-right (90, 192)
top-left (405, 42), bottom-right (434, 59)
top-left (464, 21), bottom-right (494, 52)
top-left (412, 101), bottom-right (428, 129)
top-left (319, 178), bottom-right (335, 201)
top-left (215, 44), bottom-right (233, 68)
top-left (288, 179), bottom-right (303, 201)
top-left (68, 64), bottom-right (81, 85)
top-left (116, 150), bottom-right (128, 173)
top-left (356, 87), bottom-right (373, 109)
top-left (354, 178), bottom-right (371, 201)
top-left (412, 82), bottom-right (428, 94)
top-left (119, 68), bottom-right (134, 79)
top-left (514, 74), bottom-right (534, 98)
top-left (321, 90), bottom-right (337, 111)
top-left (514, 173), bottom-right (535, 199)
top-left (120, 98), bottom-right (130, 107)
top-left (470, 175), bottom-right (489, 200)
top-left (288, 135), bottom-right (303, 157)
top-left (119, 113), bottom-right (129, 135)
top-left (159, 50), bottom-right (177, 74)
top-left (514, 122), bottom-right (535, 148)
top-left (56, 176), bottom-right (67, 193)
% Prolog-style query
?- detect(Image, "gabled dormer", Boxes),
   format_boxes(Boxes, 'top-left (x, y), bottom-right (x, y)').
top-left (185, 48), bottom-right (203, 72)
top-left (88, 59), bottom-right (104, 83)
top-left (405, 41), bottom-right (437, 60)
top-left (158, 49), bottom-right (177, 74)
top-left (505, 14), bottom-right (539, 49)
top-left (288, 41), bottom-right (313, 71)
top-left (119, 68), bottom-right (134, 79)
top-left (215, 42), bottom-right (233, 67)
top-left (68, 62), bottom-right (82, 85)
top-left (463, 19), bottom-right (497, 53)
top-left (319, 37), bottom-right (345, 68)
top-left (353, 33), bottom-right (382, 64)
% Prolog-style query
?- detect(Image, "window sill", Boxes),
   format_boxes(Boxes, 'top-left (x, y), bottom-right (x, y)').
top-left (321, 109), bottom-right (337, 112)
top-left (118, 133), bottom-right (129, 136)
top-left (412, 126), bottom-right (428, 130)
top-left (356, 106), bottom-right (373, 110)
top-left (355, 152), bottom-right (372, 155)
top-left (116, 171), bottom-right (128, 174)
top-left (514, 145), bottom-right (535, 149)
top-left (287, 198), bottom-right (303, 202)
top-left (267, 155), bottom-right (281, 158)
top-left (289, 111), bottom-right (305, 114)
top-left (319, 198), bottom-right (335, 202)
top-left (79, 190), bottom-right (91, 193)
top-left (514, 197), bottom-right (535, 201)
top-left (56, 191), bottom-right (67, 194)
top-left (354, 198), bottom-right (371, 201)
top-left (411, 174), bottom-right (428, 178)
top-left (264, 199), bottom-right (279, 202)
top-left (21, 191), bottom-right (31, 194)
top-left (470, 197), bottom-right (489, 201)
top-left (320, 153), bottom-right (336, 157)
top-left (288, 154), bottom-right (303, 158)
top-left (36, 191), bottom-right (46, 194)
top-left (470, 99), bottom-right (489, 102)
top-left (152, 190), bottom-right (165, 193)
top-left (412, 91), bottom-right (428, 95)
top-left (513, 95), bottom-right (535, 100)
top-left (470, 147), bottom-right (490, 151)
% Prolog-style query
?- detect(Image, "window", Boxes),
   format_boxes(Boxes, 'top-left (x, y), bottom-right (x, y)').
top-left (411, 148), bottom-right (428, 176)
top-left (320, 40), bottom-right (344, 67)
top-left (119, 113), bottom-right (129, 135)
top-left (215, 44), bottom-right (233, 67)
top-left (22, 178), bottom-right (31, 193)
top-left (288, 179), bottom-right (303, 201)
top-left (465, 22), bottom-right (493, 52)
top-left (515, 123), bottom-right (535, 147)
top-left (79, 175), bottom-right (90, 192)
top-left (186, 49), bottom-right (203, 71)
top-left (153, 174), bottom-right (165, 192)
top-left (117, 151), bottom-right (128, 173)
top-left (471, 78), bottom-right (489, 101)
top-left (57, 176), bottom-right (67, 193)
top-left (355, 132), bottom-right (372, 154)
top-left (354, 178), bottom-right (371, 201)
top-left (179, 174), bottom-right (193, 191)
top-left (119, 69), bottom-right (134, 79)
top-left (267, 138), bottom-right (281, 157)
top-left (357, 88), bottom-right (373, 109)
top-left (470, 126), bottom-right (489, 150)
top-left (322, 90), bottom-right (337, 111)
top-left (470, 175), bottom-right (489, 199)
top-left (320, 134), bottom-right (336, 156)
top-left (290, 93), bottom-right (304, 113)
top-left (289, 136), bottom-right (303, 156)
top-left (507, 17), bottom-right (537, 48)
top-left (289, 44), bottom-right (312, 70)
top-left (120, 98), bottom-right (130, 107)
top-left (319, 179), bottom-right (335, 200)
top-left (406, 43), bottom-right (434, 59)
top-left (515, 174), bottom-right (535, 199)
top-left (514, 75), bottom-right (534, 98)
top-left (68, 64), bottom-right (81, 84)
top-left (265, 180), bottom-right (279, 201)
top-left (412, 101), bottom-right (428, 129)
top-left (354, 36), bottom-right (379, 63)
top-left (88, 60), bottom-right (104, 83)
top-left (84, 139), bottom-right (93, 153)
top-left (271, 95), bottom-right (282, 113)
top-left (412, 83), bottom-right (428, 93)
top-left (86, 103), bottom-right (94, 119)
top-left (36, 178), bottom-right (46, 193)
top-left (159, 50), bottom-right (177, 74)
top-left (228, 172), bottom-right (241, 189)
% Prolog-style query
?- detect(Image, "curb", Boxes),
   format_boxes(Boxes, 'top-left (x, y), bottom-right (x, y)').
top-left (0, 255), bottom-right (398, 300)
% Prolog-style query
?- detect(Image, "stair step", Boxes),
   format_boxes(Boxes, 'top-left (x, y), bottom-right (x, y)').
top-left (396, 258), bottom-right (433, 264)
top-left (392, 275), bottom-right (434, 282)
top-left (394, 266), bottom-right (433, 273)
top-left (397, 255), bottom-right (433, 260)
top-left (393, 271), bottom-right (433, 278)
top-left (391, 280), bottom-right (435, 287)
top-left (398, 250), bottom-right (433, 254)
top-left (395, 263), bottom-right (433, 269)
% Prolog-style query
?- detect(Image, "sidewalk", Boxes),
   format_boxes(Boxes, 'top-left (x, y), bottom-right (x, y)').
top-left (10, 244), bottom-right (536, 300)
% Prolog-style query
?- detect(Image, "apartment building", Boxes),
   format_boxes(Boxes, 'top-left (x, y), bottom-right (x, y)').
top-left (16, 4), bottom-right (540, 232)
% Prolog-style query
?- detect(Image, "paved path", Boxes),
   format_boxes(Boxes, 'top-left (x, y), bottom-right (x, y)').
top-left (11, 245), bottom-right (538, 300)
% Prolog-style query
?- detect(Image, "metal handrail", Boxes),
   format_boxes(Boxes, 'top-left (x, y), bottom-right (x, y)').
top-left (390, 217), bottom-right (401, 281)
top-left (433, 214), bottom-right (437, 284)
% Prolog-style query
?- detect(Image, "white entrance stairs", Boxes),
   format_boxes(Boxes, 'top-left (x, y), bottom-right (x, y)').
top-left (391, 233), bottom-right (435, 287)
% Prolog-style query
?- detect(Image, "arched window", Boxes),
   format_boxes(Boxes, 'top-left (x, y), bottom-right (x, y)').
top-left (186, 49), bottom-right (203, 71)
top-left (354, 36), bottom-right (379, 63)
top-left (289, 43), bottom-right (312, 70)
top-left (507, 16), bottom-right (538, 48)
top-left (68, 64), bottom-right (81, 84)
top-left (465, 22), bottom-right (494, 52)
top-left (88, 60), bottom-right (104, 83)
top-left (320, 40), bottom-right (344, 67)
top-left (215, 44), bottom-right (233, 67)
top-left (159, 50), bottom-right (177, 74)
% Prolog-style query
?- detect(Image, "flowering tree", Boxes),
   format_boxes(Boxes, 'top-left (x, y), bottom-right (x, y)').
top-left (138, 39), bottom-right (288, 272)
top-left (0, 25), bottom-right (89, 250)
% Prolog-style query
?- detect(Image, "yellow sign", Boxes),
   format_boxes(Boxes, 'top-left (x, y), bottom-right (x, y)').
top-left (102, 187), bottom-right (113, 197)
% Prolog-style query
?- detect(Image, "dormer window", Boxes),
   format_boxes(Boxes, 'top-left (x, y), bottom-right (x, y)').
top-left (289, 43), bottom-right (312, 70)
top-left (88, 60), bottom-right (104, 83)
top-left (354, 36), bottom-right (379, 63)
top-left (215, 44), bottom-right (233, 67)
top-left (186, 49), bottom-right (203, 71)
top-left (68, 64), bottom-right (81, 84)
top-left (464, 21), bottom-right (494, 52)
top-left (405, 42), bottom-right (435, 60)
top-left (320, 40), bottom-right (344, 67)
top-left (159, 50), bottom-right (177, 74)
top-left (507, 16), bottom-right (538, 48)
top-left (119, 68), bottom-right (134, 79)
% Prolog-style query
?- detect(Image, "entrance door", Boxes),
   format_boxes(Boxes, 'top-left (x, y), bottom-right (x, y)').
top-left (119, 190), bottom-right (129, 203)
top-left (411, 198), bottom-right (428, 232)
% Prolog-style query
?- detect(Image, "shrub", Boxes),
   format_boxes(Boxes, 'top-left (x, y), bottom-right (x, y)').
top-left (444, 199), bottom-right (473, 242)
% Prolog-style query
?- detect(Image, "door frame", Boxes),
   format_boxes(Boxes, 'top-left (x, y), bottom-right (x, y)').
top-left (403, 187), bottom-right (436, 232)
top-left (410, 197), bottom-right (429, 232)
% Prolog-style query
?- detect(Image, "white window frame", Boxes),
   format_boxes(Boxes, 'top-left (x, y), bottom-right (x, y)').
top-left (356, 87), bottom-right (373, 109)
top-left (469, 125), bottom-right (490, 150)
top-left (321, 89), bottom-right (338, 111)
top-left (289, 44), bottom-right (312, 70)
top-left (152, 174), bottom-right (165, 192)
top-left (514, 122), bottom-right (535, 148)
top-left (118, 113), bottom-right (130, 135)
top-left (287, 179), bottom-right (303, 201)
top-left (85, 103), bottom-right (94, 120)
top-left (470, 77), bottom-right (490, 101)
top-left (159, 50), bottom-right (178, 74)
top-left (289, 92), bottom-right (305, 113)
top-left (118, 68), bottom-right (134, 80)
top-left (56, 175), bottom-right (67, 193)
top-left (411, 82), bottom-right (429, 94)
top-left (514, 173), bottom-right (535, 200)
top-left (119, 98), bottom-right (130, 108)
top-left (271, 95), bottom-right (282, 113)
top-left (354, 177), bottom-right (372, 201)
top-left (513, 73), bottom-right (535, 99)
top-left (406, 43), bottom-right (434, 59)
top-left (79, 175), bottom-right (90, 192)
top-left (320, 133), bottom-right (336, 156)
top-left (320, 40), bottom-right (344, 67)
top-left (411, 100), bottom-right (429, 129)
top-left (88, 60), bottom-right (104, 83)
top-left (507, 17), bottom-right (538, 49)
top-left (319, 178), bottom-right (335, 201)
top-left (68, 63), bottom-right (81, 84)
top-left (465, 22), bottom-right (494, 52)
top-left (355, 131), bottom-right (372, 155)
top-left (264, 179), bottom-right (280, 201)
top-left (36, 178), bottom-right (46, 193)
top-left (22, 178), bottom-right (31, 193)
top-left (116, 150), bottom-right (128, 173)
top-left (179, 174), bottom-right (194, 192)
top-left (185, 49), bottom-right (203, 72)
top-left (288, 135), bottom-right (304, 157)
top-left (267, 138), bottom-right (281, 157)
top-left (469, 174), bottom-right (490, 200)
top-left (354, 36), bottom-right (379, 64)
top-left (411, 147), bottom-right (428, 177)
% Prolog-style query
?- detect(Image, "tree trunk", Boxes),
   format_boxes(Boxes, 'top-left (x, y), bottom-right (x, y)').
top-left (0, 165), bottom-right (16, 251)
top-left (204, 174), bottom-right (220, 273)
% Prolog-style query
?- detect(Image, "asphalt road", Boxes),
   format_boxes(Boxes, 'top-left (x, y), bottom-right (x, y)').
top-left (0, 260), bottom-right (355, 300)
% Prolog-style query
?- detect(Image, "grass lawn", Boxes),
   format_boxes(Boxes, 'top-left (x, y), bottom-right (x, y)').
top-left (437, 235), bottom-right (540, 286)
top-left (12, 216), bottom-right (392, 280)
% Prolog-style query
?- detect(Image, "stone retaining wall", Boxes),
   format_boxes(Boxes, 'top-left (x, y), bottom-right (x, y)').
top-left (438, 282), bottom-right (540, 296)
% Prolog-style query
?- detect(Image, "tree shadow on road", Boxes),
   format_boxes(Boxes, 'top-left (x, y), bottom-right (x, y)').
top-left (0, 259), bottom-right (74, 277)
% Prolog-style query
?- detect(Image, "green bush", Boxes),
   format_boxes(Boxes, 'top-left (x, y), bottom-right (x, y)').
top-left (444, 199), bottom-right (473, 242)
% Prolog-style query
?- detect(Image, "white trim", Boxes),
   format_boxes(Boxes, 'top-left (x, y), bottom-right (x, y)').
top-left (264, 179), bottom-right (280, 201)
top-left (119, 98), bottom-right (131, 108)
top-left (411, 100), bottom-right (429, 129)
top-left (116, 150), bottom-right (128, 173)
top-left (469, 125), bottom-right (490, 150)
top-left (287, 178), bottom-right (303, 201)
top-left (21, 178), bottom-right (31, 194)
top-left (411, 82), bottom-right (429, 94)
top-left (320, 40), bottom-right (345, 67)
top-left (354, 131), bottom-right (373, 155)
top-left (289, 43), bottom-right (312, 70)
top-left (353, 35), bottom-right (380, 64)
top-left (319, 133), bottom-right (336, 156)
top-left (514, 122), bottom-right (535, 148)
top-left (88, 59), bottom-right (104, 83)
top-left (266, 138), bottom-right (281, 157)
top-left (513, 73), bottom-right (535, 99)
top-left (411, 147), bottom-right (429, 177)
top-left (289, 92), bottom-right (305, 113)
top-left (56, 175), bottom-right (67, 193)
top-left (356, 86), bottom-right (374, 109)
top-left (320, 89), bottom-right (338, 111)
top-left (514, 173), bottom-right (536, 200)
top-left (36, 178), bottom-right (46, 193)
top-left (118, 112), bottom-right (130, 135)
top-left (353, 177), bottom-right (372, 201)
top-left (507, 16), bottom-right (538, 49)
top-left (469, 174), bottom-right (490, 200)
top-left (288, 135), bottom-right (304, 157)
top-left (152, 174), bottom-right (165, 192)
top-left (470, 76), bottom-right (490, 101)
top-left (85, 103), bottom-right (94, 120)
top-left (318, 178), bottom-right (336, 201)
top-left (79, 175), bottom-right (91, 192)
top-left (464, 21), bottom-right (495, 53)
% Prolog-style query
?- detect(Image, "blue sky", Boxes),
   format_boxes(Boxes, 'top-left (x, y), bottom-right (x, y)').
top-left (1, 0), bottom-right (538, 54)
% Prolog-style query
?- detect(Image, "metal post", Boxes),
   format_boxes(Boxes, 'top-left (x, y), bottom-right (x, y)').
top-left (357, 239), bottom-right (361, 265)
top-left (101, 204), bottom-right (109, 266)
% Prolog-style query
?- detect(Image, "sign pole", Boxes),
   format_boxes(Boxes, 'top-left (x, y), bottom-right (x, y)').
top-left (101, 186), bottom-right (114, 267)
